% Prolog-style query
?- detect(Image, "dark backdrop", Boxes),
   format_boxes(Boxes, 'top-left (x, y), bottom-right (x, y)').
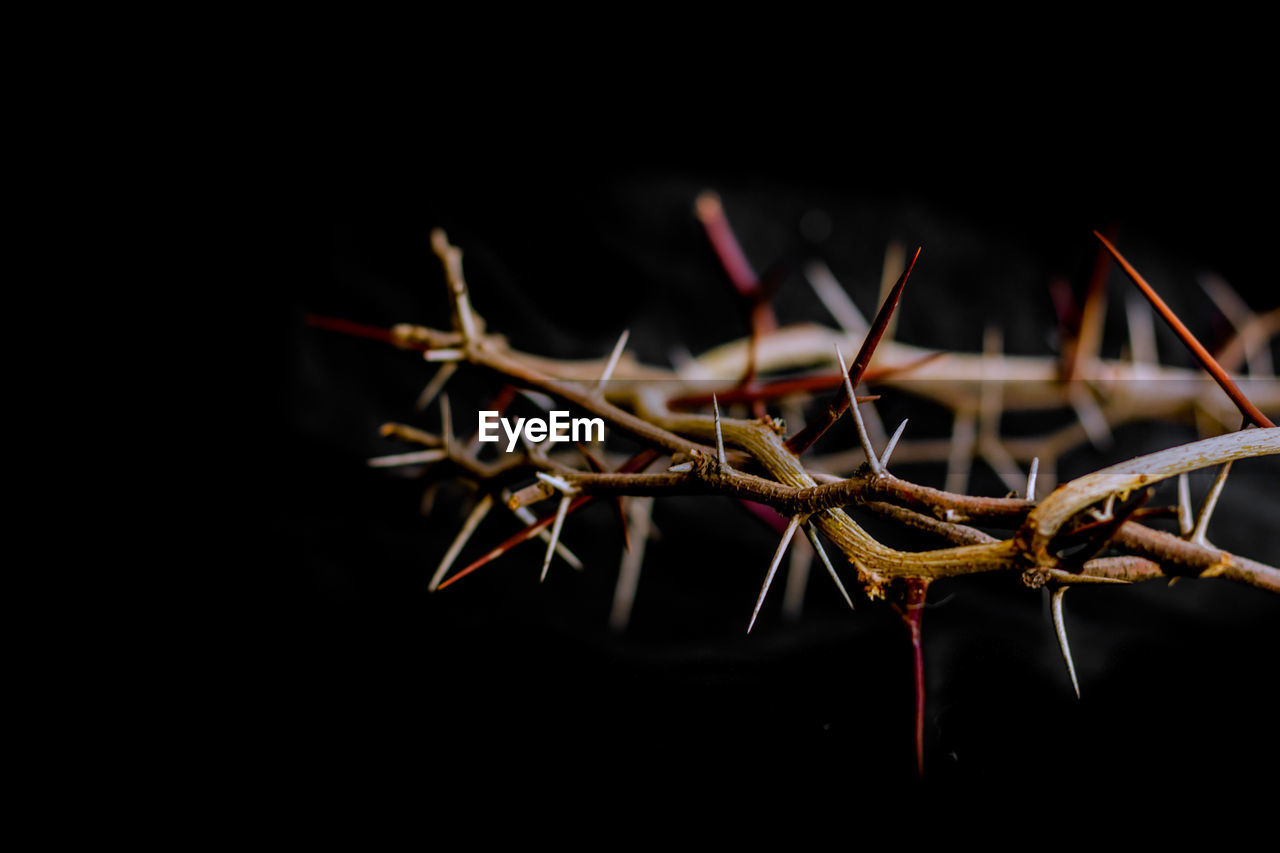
top-left (271, 125), bottom-right (1278, 804)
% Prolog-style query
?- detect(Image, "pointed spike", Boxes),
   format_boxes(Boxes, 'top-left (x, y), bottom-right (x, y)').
top-left (1051, 586), bottom-right (1080, 699)
top-left (1027, 456), bottom-right (1040, 502)
top-left (878, 241), bottom-right (907, 342)
top-left (781, 530), bottom-right (811, 622)
top-left (945, 409), bottom-right (976, 494)
top-left (1124, 294), bottom-right (1158, 368)
top-left (415, 362), bottom-right (458, 411)
top-left (879, 419), bottom-right (909, 470)
top-left (805, 521), bottom-right (855, 612)
top-left (541, 495), bottom-right (572, 583)
top-left (898, 579), bottom-right (929, 778)
top-left (1093, 231), bottom-right (1275, 428)
top-left (597, 328), bottom-right (631, 389)
top-left (429, 495), bottom-right (494, 591)
top-left (1190, 461), bottom-right (1232, 546)
top-left (712, 394), bottom-right (728, 470)
top-left (508, 498), bottom-right (583, 571)
top-left (1177, 472), bottom-right (1194, 536)
top-left (786, 247), bottom-right (921, 455)
top-left (747, 516), bottom-right (801, 634)
top-left (835, 344), bottom-right (883, 475)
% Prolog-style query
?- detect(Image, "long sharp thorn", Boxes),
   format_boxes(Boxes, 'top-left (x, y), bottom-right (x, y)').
top-left (835, 344), bottom-right (883, 475)
top-left (415, 362), bottom-right (458, 411)
top-left (541, 495), bottom-right (572, 583)
top-left (878, 241), bottom-right (907, 342)
top-left (429, 495), bottom-right (494, 592)
top-left (1051, 586), bottom-right (1081, 699)
top-left (899, 579), bottom-right (929, 778)
top-left (1027, 456), bottom-right (1040, 502)
top-left (1177, 472), bottom-right (1194, 536)
top-left (945, 409), bottom-right (976, 494)
top-left (879, 418), bottom-right (909, 470)
top-left (508, 496), bottom-right (583, 570)
top-left (786, 246), bottom-right (921, 455)
top-left (597, 328), bottom-right (630, 390)
top-left (712, 394), bottom-right (728, 470)
top-left (805, 521), bottom-right (855, 612)
top-left (747, 516), bottom-right (801, 634)
top-left (1124, 294), bottom-right (1158, 367)
top-left (1094, 231), bottom-right (1275, 428)
top-left (1191, 461), bottom-right (1232, 546)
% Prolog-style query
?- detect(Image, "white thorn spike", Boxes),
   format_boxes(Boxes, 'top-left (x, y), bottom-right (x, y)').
top-left (712, 394), bottom-right (728, 470)
top-left (1177, 472), bottom-right (1194, 536)
top-left (945, 409), bottom-right (977, 494)
top-left (834, 344), bottom-right (883, 476)
top-left (597, 328), bottom-right (631, 390)
top-left (1191, 461), bottom-right (1232, 546)
top-left (748, 516), bottom-right (802, 634)
top-left (1124, 294), bottom-right (1158, 368)
top-left (1027, 457), bottom-right (1040, 502)
top-left (782, 532), bottom-right (811, 621)
top-left (879, 419), bottom-right (909, 470)
top-left (535, 471), bottom-right (577, 495)
top-left (424, 349), bottom-right (466, 362)
top-left (508, 502), bottom-right (582, 570)
top-left (429, 495), bottom-right (494, 591)
top-left (541, 495), bottom-right (572, 583)
top-left (1051, 586), bottom-right (1080, 699)
top-left (415, 362), bottom-right (458, 411)
top-left (805, 521), bottom-right (855, 612)
top-left (367, 449), bottom-right (447, 468)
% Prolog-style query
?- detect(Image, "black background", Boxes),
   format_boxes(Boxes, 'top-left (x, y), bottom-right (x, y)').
top-left (269, 102), bottom-right (1279, 805)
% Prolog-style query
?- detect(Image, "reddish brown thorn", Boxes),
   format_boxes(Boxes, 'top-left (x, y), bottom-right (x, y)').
top-left (578, 442), bottom-right (630, 551)
top-left (1093, 231), bottom-right (1274, 428)
top-left (305, 314), bottom-right (400, 347)
top-left (893, 578), bottom-right (930, 778)
top-left (786, 247), bottom-right (922, 455)
top-left (1065, 225), bottom-right (1117, 382)
top-left (737, 499), bottom-right (791, 535)
top-left (436, 448), bottom-right (659, 590)
top-left (695, 192), bottom-right (777, 328)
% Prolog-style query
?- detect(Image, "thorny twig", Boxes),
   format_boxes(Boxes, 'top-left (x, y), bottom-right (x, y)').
top-left (316, 210), bottom-right (1279, 775)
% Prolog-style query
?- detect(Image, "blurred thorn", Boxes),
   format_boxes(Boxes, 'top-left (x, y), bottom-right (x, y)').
top-left (945, 409), bottom-right (977, 494)
top-left (440, 393), bottom-right (454, 456)
top-left (804, 260), bottom-right (870, 336)
top-left (878, 241), bottom-right (907, 342)
top-left (424, 349), bottom-right (465, 362)
top-left (1201, 272), bottom-right (1273, 376)
top-left (1068, 384), bottom-right (1112, 450)
top-left (415, 362), bottom-right (458, 411)
top-left (610, 497), bottom-right (654, 631)
top-left (1124, 293), bottom-right (1158, 368)
top-left (713, 394), bottom-right (730, 471)
top-left (1027, 456), bottom-right (1040, 502)
top-left (367, 449), bottom-right (447, 468)
top-left (782, 528), bottom-right (812, 622)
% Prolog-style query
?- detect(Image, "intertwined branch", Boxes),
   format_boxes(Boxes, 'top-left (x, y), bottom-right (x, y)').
top-left (315, 204), bottom-right (1279, 775)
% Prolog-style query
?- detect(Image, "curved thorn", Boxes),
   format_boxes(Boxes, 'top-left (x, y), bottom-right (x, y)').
top-left (747, 516), bottom-right (801, 634)
top-left (1051, 586), bottom-right (1080, 699)
top-left (429, 495), bottom-right (494, 591)
top-left (835, 344), bottom-right (883, 475)
top-left (880, 419), bottom-right (909, 470)
top-left (804, 521), bottom-right (854, 612)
